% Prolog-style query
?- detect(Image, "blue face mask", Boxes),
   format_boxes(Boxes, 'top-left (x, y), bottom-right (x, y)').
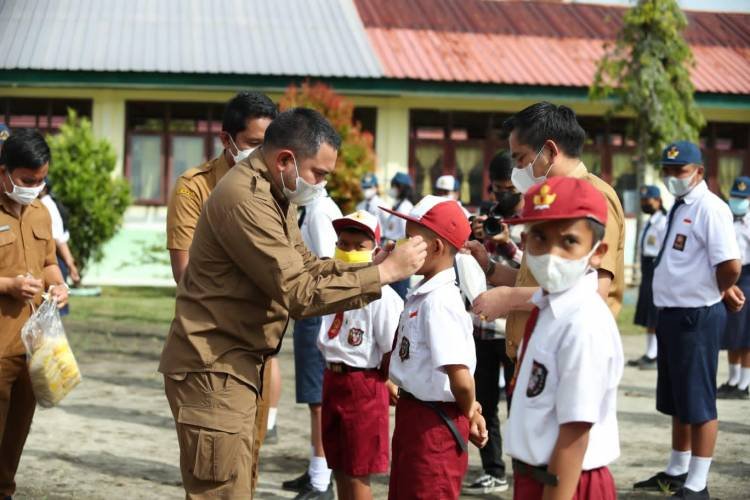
top-left (729, 197), bottom-right (749, 216)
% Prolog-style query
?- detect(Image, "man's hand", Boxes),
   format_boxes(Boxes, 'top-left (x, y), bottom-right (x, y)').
top-left (49, 284), bottom-right (69, 309)
top-left (471, 215), bottom-right (487, 241)
top-left (724, 285), bottom-right (745, 313)
top-left (385, 380), bottom-right (399, 406)
top-left (377, 236), bottom-right (427, 285)
top-left (9, 275), bottom-right (44, 301)
top-left (472, 286), bottom-right (514, 321)
top-left (464, 240), bottom-right (490, 272)
top-left (491, 223), bottom-right (510, 245)
top-left (469, 412), bottom-right (489, 448)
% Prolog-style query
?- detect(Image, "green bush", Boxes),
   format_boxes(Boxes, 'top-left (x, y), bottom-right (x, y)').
top-left (46, 109), bottom-right (131, 275)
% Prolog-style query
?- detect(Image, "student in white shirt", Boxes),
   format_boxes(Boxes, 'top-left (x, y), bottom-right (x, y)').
top-left (634, 142), bottom-right (742, 500)
top-left (434, 174), bottom-right (471, 218)
top-left (284, 191), bottom-right (342, 499)
top-left (317, 210), bottom-right (403, 500)
top-left (630, 185), bottom-right (669, 369)
top-left (355, 173), bottom-right (387, 230)
top-left (382, 195), bottom-right (487, 500)
top-left (718, 176), bottom-right (750, 400)
top-left (501, 176), bottom-right (622, 500)
top-left (383, 172), bottom-right (415, 300)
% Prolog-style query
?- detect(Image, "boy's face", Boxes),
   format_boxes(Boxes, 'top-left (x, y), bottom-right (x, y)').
top-left (336, 229), bottom-right (376, 252)
top-left (525, 218), bottom-right (607, 267)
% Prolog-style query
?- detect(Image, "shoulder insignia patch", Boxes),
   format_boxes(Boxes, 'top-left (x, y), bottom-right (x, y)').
top-left (176, 187), bottom-right (197, 199)
top-left (526, 359), bottom-right (548, 398)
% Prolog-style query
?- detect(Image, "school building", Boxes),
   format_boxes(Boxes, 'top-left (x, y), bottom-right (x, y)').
top-left (1, 0), bottom-right (749, 285)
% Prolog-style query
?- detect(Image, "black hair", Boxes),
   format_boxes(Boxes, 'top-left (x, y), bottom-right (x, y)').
top-left (502, 102), bottom-right (586, 158)
top-left (263, 108), bottom-right (341, 159)
top-left (489, 151), bottom-right (513, 181)
top-left (339, 226), bottom-right (375, 244)
top-left (391, 182), bottom-right (414, 204)
top-left (222, 91), bottom-right (278, 139)
top-left (0, 129), bottom-right (51, 172)
top-left (586, 219), bottom-right (606, 243)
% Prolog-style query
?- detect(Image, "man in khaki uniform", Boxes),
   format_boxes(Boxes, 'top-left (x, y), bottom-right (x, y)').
top-left (158, 108), bottom-right (426, 499)
top-left (165, 91), bottom-right (277, 491)
top-left (0, 130), bottom-right (68, 497)
top-left (471, 102), bottom-right (625, 358)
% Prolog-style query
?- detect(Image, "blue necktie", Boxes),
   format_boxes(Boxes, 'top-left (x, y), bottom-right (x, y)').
top-left (640, 218), bottom-right (652, 255)
top-left (654, 199), bottom-right (685, 267)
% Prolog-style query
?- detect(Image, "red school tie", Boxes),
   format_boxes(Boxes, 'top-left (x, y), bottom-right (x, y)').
top-left (327, 312), bottom-right (345, 339)
top-left (508, 306), bottom-right (540, 395)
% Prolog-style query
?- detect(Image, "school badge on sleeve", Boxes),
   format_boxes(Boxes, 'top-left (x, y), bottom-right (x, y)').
top-left (347, 328), bottom-right (364, 346)
top-left (526, 360), bottom-right (548, 398)
top-left (399, 337), bottom-right (410, 361)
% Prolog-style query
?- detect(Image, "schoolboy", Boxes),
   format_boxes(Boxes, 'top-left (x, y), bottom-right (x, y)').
top-left (382, 195), bottom-right (488, 500)
top-left (634, 141), bottom-right (741, 499)
top-left (504, 177), bottom-right (623, 500)
top-left (318, 210), bottom-right (403, 500)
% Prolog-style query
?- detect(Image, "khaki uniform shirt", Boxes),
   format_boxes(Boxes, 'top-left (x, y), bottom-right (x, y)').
top-left (158, 150), bottom-right (382, 391)
top-left (0, 195), bottom-right (56, 358)
top-left (505, 163), bottom-right (625, 358)
top-left (166, 154), bottom-right (230, 251)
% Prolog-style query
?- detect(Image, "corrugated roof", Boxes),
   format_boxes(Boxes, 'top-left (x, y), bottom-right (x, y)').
top-left (356, 0), bottom-right (750, 94)
top-left (0, 0), bottom-right (383, 78)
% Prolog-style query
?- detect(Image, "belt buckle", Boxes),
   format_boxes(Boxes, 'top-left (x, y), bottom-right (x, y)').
top-left (329, 363), bottom-right (344, 373)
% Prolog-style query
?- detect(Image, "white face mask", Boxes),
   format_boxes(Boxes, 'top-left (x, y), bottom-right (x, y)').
top-left (282, 155), bottom-right (327, 206)
top-left (388, 187), bottom-right (400, 200)
top-left (363, 187), bottom-right (377, 200)
top-left (227, 136), bottom-right (257, 165)
top-left (664, 169), bottom-right (697, 198)
top-left (4, 172), bottom-right (45, 206)
top-left (526, 242), bottom-right (600, 294)
top-left (511, 146), bottom-right (549, 194)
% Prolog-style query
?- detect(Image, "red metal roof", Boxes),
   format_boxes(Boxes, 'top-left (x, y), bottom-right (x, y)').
top-left (354, 0), bottom-right (750, 94)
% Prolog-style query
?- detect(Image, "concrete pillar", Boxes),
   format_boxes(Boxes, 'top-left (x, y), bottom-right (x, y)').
top-left (91, 92), bottom-right (126, 177)
top-left (375, 104), bottom-right (409, 191)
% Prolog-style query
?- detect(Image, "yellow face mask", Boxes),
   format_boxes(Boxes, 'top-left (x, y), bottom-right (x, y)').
top-left (334, 247), bottom-right (374, 264)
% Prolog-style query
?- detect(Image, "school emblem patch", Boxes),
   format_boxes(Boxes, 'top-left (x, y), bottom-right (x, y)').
top-left (533, 184), bottom-right (557, 211)
top-left (526, 360), bottom-right (548, 398)
top-left (347, 328), bottom-right (364, 347)
top-left (667, 146), bottom-right (680, 160)
top-left (399, 337), bottom-right (410, 361)
top-left (673, 233), bottom-right (687, 251)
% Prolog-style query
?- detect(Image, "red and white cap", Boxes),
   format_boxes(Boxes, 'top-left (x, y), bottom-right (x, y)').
top-left (435, 175), bottom-right (458, 192)
top-left (380, 195), bottom-right (471, 249)
top-left (332, 210), bottom-right (381, 242)
top-left (507, 176), bottom-right (608, 226)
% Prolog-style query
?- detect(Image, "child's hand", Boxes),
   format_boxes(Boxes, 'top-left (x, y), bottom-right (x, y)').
top-left (723, 284), bottom-right (745, 313)
top-left (469, 412), bottom-right (488, 448)
top-left (386, 380), bottom-right (399, 406)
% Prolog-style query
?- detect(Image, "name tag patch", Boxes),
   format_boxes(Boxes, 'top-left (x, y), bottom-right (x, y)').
top-left (0, 225), bottom-right (9, 232)
top-left (673, 233), bottom-right (687, 251)
top-left (527, 360), bottom-right (548, 398)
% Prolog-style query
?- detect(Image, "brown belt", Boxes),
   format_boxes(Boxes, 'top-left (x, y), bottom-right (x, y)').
top-left (512, 459), bottom-right (559, 486)
top-left (326, 362), bottom-right (374, 374)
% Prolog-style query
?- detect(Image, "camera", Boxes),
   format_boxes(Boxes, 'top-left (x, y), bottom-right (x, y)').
top-left (482, 206), bottom-right (507, 237)
top-left (482, 192), bottom-right (521, 237)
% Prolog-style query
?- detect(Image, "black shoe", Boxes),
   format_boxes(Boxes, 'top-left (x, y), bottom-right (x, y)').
top-left (638, 355), bottom-right (658, 370)
top-left (462, 473), bottom-right (509, 495)
top-left (633, 471), bottom-right (687, 492)
top-left (264, 425), bottom-right (278, 444)
top-left (282, 471), bottom-right (311, 492)
top-left (672, 486), bottom-right (710, 499)
top-left (628, 354), bottom-right (653, 367)
top-left (719, 385), bottom-right (750, 400)
top-left (717, 382), bottom-right (736, 395)
top-left (293, 481), bottom-right (334, 500)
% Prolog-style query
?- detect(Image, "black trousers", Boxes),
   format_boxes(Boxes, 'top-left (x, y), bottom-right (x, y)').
top-left (474, 336), bottom-right (515, 479)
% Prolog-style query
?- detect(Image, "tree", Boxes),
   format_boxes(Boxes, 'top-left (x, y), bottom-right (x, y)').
top-left (46, 109), bottom-right (131, 275)
top-left (590, 0), bottom-right (705, 173)
top-left (280, 81), bottom-right (376, 213)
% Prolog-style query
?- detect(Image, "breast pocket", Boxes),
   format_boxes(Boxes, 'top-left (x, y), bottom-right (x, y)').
top-left (397, 311), bottom-right (424, 362)
top-left (523, 350), bottom-right (557, 408)
top-left (344, 318), bottom-right (370, 350)
top-left (32, 224), bottom-right (53, 259)
top-left (0, 230), bottom-right (18, 265)
top-left (669, 220), bottom-right (694, 254)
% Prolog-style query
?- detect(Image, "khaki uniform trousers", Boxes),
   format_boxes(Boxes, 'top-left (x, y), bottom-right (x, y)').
top-left (0, 355), bottom-right (36, 497)
top-left (165, 372), bottom-right (257, 499)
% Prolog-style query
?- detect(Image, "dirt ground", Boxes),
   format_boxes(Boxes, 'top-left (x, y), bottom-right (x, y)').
top-left (14, 295), bottom-right (750, 500)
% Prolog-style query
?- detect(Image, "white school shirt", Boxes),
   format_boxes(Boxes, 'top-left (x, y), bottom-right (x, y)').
top-left (300, 195), bottom-right (342, 258)
top-left (640, 210), bottom-right (668, 258)
top-left (504, 272), bottom-right (623, 470)
top-left (382, 199), bottom-right (414, 242)
top-left (733, 213), bottom-right (750, 266)
top-left (389, 267), bottom-right (476, 402)
top-left (356, 194), bottom-right (389, 231)
top-left (317, 285), bottom-right (403, 368)
top-left (40, 194), bottom-right (69, 245)
top-left (653, 181), bottom-right (740, 308)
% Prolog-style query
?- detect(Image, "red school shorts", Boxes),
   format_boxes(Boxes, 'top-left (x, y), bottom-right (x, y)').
top-left (321, 368), bottom-right (389, 477)
top-left (513, 465), bottom-right (617, 500)
top-left (388, 395), bottom-right (469, 500)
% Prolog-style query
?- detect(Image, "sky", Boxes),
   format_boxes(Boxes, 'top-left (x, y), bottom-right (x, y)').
top-left (574, 0), bottom-right (750, 13)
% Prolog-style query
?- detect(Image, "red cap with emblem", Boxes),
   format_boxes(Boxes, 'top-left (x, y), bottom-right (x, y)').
top-left (380, 195), bottom-right (471, 249)
top-left (332, 210), bottom-right (381, 242)
top-left (507, 177), bottom-right (608, 226)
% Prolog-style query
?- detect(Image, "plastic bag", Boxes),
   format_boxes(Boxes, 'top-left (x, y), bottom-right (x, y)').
top-left (21, 296), bottom-right (81, 408)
